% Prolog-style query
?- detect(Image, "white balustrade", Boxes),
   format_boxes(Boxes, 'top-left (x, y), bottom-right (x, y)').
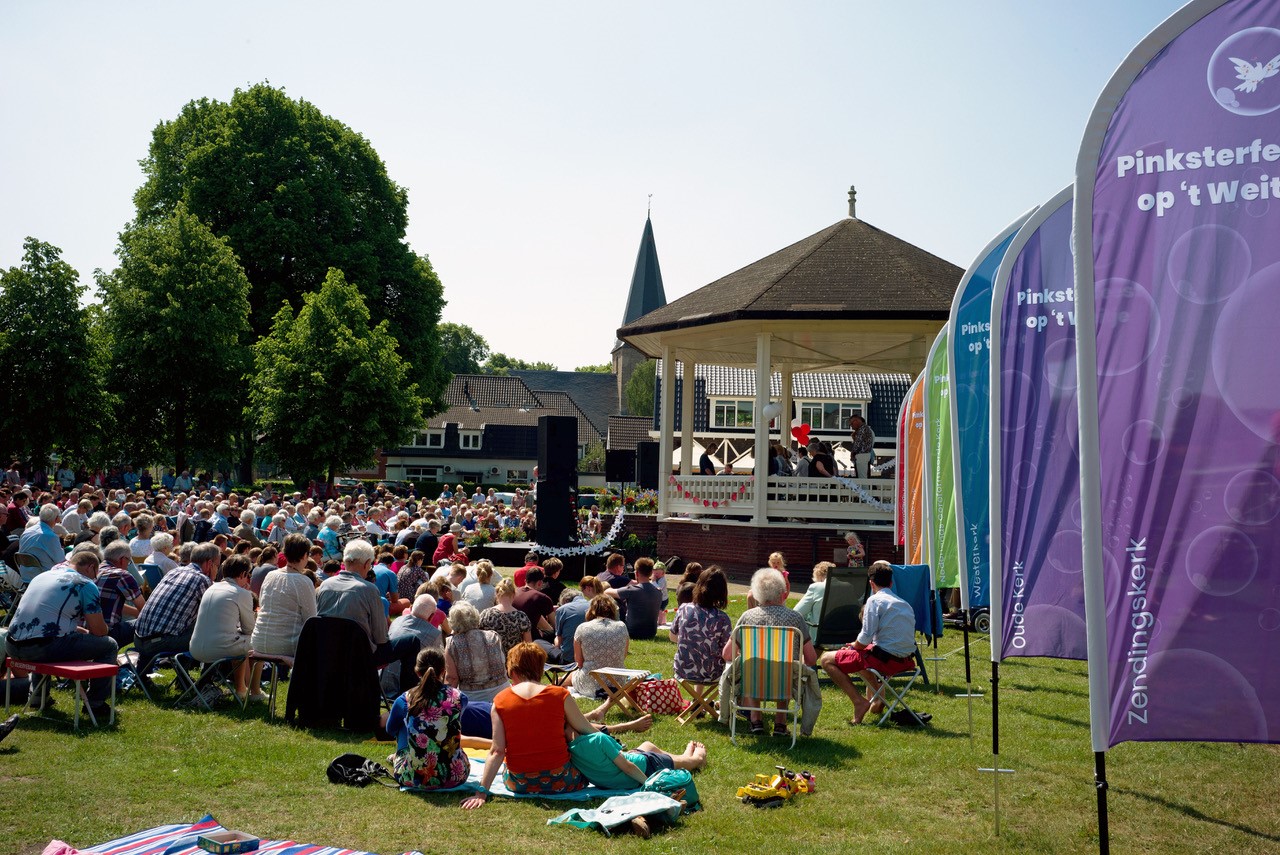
top-left (663, 475), bottom-right (895, 529)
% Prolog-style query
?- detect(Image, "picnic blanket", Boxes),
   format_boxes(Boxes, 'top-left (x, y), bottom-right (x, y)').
top-left (80, 814), bottom-right (425, 855)
top-left (547, 792), bottom-right (683, 835)
top-left (404, 756), bottom-right (637, 801)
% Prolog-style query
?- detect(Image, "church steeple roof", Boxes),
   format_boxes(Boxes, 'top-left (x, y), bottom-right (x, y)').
top-left (619, 215), bottom-right (667, 329)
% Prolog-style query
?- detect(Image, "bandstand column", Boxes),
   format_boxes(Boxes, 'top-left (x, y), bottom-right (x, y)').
top-left (658, 346), bottom-right (676, 518)
top-left (752, 332), bottom-right (772, 526)
top-left (680, 356), bottom-right (696, 475)
top-left (780, 367), bottom-right (793, 450)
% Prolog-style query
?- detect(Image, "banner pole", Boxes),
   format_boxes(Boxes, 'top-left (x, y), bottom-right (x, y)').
top-left (963, 612), bottom-right (974, 747)
top-left (1094, 751), bottom-right (1110, 855)
top-left (992, 659), bottom-right (1000, 834)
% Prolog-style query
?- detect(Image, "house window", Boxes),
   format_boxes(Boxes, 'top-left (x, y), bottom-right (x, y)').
top-left (412, 430), bottom-right (444, 448)
top-left (507, 469), bottom-right (529, 483)
top-left (712, 400), bottom-right (754, 428)
top-left (405, 466), bottom-right (442, 480)
top-left (800, 402), bottom-right (863, 431)
top-left (459, 431), bottom-right (482, 450)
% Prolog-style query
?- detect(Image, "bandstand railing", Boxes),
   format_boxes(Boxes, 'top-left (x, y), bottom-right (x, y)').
top-left (663, 475), bottom-right (895, 529)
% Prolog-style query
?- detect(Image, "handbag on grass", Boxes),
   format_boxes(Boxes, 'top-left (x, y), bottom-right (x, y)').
top-left (631, 677), bottom-right (686, 715)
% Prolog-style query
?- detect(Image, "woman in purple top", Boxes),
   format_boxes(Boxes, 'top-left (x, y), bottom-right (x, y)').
top-left (669, 566), bottom-right (732, 684)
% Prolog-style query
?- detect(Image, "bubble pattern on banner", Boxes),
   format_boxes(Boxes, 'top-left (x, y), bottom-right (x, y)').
top-left (1087, 6), bottom-right (1280, 744)
top-left (1167, 224), bottom-right (1251, 304)
top-left (1212, 261), bottom-right (1280, 443)
top-left (1224, 470), bottom-right (1280, 525)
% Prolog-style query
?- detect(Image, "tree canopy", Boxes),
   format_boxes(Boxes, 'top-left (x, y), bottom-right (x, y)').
top-left (0, 238), bottom-right (109, 465)
top-left (574, 363), bottom-right (612, 373)
top-left (624, 359), bottom-right (656, 417)
top-left (98, 204), bottom-right (252, 472)
top-left (438, 322), bottom-right (490, 375)
top-left (437, 321), bottom-right (558, 377)
top-left (482, 353), bottom-right (557, 374)
top-left (250, 268), bottom-right (424, 482)
top-left (133, 83), bottom-right (448, 413)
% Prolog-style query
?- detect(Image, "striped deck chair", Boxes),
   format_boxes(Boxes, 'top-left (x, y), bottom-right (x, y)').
top-left (729, 624), bottom-right (802, 749)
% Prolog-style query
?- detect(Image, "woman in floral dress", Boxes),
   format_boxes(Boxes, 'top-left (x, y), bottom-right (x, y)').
top-left (669, 566), bottom-right (732, 684)
top-left (385, 647), bottom-right (470, 790)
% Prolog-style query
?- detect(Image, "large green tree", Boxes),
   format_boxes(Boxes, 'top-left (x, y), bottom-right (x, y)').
top-left (98, 203), bottom-right (252, 473)
top-left (0, 238), bottom-right (109, 465)
top-left (250, 268), bottom-right (424, 484)
top-left (438, 322), bottom-right (490, 376)
top-left (132, 83), bottom-right (448, 415)
top-left (624, 359), bottom-right (656, 417)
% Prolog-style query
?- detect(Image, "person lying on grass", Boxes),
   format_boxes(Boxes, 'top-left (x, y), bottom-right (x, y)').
top-left (567, 730), bottom-right (706, 790)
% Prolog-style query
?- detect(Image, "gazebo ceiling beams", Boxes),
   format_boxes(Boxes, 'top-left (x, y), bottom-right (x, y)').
top-left (623, 318), bottom-right (943, 375)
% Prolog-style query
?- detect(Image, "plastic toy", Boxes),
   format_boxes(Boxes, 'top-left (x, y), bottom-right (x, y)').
top-left (737, 765), bottom-right (817, 808)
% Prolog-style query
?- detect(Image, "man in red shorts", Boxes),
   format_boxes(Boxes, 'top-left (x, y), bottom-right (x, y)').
top-left (819, 561), bottom-right (918, 724)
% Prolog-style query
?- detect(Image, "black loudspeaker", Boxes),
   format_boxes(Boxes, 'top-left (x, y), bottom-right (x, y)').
top-left (538, 415), bottom-right (579, 547)
top-left (605, 449), bottom-right (636, 483)
top-left (538, 415), bottom-right (578, 481)
top-left (636, 441), bottom-right (659, 490)
top-left (535, 481), bottom-right (576, 546)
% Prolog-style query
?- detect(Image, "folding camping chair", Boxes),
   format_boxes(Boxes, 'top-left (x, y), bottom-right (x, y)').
top-left (543, 662), bottom-right (577, 687)
top-left (0, 562), bottom-right (25, 628)
top-left (12, 553), bottom-right (44, 585)
top-left (246, 651), bottom-right (293, 719)
top-left (675, 680), bottom-right (718, 725)
top-left (165, 652), bottom-right (242, 711)
top-left (813, 566), bottom-right (870, 649)
top-left (862, 650), bottom-right (928, 726)
top-left (728, 624), bottom-right (802, 749)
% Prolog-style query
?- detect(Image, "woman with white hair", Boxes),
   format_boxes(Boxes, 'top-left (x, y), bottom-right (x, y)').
top-left (73, 510), bottom-right (113, 546)
top-left (723, 567), bottom-right (818, 736)
top-left (150, 532), bottom-right (177, 575)
top-left (317, 515), bottom-right (343, 561)
top-left (266, 512), bottom-right (287, 546)
top-left (130, 513), bottom-right (156, 561)
top-left (234, 509), bottom-right (261, 546)
top-left (443, 601), bottom-right (508, 703)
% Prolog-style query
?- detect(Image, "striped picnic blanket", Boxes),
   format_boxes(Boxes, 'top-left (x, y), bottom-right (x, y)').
top-left (82, 814), bottom-right (424, 855)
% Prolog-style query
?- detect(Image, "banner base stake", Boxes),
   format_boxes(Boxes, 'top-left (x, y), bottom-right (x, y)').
top-left (978, 767), bottom-right (1016, 835)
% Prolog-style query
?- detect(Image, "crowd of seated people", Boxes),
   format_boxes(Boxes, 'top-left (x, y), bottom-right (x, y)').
top-left (2, 467), bottom-right (903, 808)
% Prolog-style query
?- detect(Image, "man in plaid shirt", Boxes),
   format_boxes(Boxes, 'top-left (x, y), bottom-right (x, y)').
top-left (133, 542), bottom-right (218, 673)
top-left (96, 540), bottom-right (146, 646)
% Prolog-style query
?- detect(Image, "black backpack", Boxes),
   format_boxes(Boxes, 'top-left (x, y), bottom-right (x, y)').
top-left (326, 753), bottom-right (397, 788)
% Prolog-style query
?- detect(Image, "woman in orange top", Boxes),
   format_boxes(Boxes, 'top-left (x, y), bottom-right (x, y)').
top-left (461, 641), bottom-right (599, 807)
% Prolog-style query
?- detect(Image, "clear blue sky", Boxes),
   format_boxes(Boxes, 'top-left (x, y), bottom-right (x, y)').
top-left (0, 1), bottom-right (1187, 370)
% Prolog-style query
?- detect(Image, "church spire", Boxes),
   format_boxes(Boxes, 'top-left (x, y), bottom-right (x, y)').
top-left (619, 210), bottom-right (667, 327)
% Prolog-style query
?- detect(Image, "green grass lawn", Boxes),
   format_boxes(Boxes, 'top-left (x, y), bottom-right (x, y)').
top-left (3, 593), bottom-right (1279, 855)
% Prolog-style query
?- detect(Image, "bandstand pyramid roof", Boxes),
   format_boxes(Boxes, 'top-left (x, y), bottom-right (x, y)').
top-left (618, 216), bottom-right (963, 374)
